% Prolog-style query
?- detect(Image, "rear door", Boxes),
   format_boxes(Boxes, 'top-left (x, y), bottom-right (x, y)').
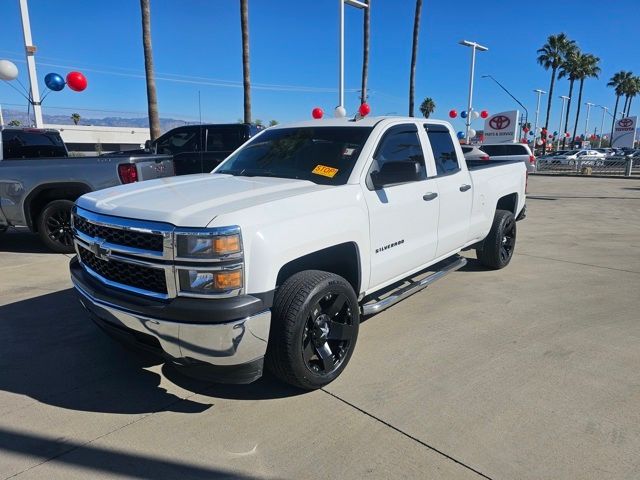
top-left (423, 124), bottom-right (473, 257)
top-left (203, 126), bottom-right (245, 172)
top-left (155, 127), bottom-right (204, 175)
top-left (363, 123), bottom-right (439, 289)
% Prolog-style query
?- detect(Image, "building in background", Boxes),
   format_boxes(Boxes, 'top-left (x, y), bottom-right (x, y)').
top-left (45, 124), bottom-right (150, 155)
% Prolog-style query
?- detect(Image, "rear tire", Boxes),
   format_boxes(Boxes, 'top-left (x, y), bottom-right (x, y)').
top-left (476, 209), bottom-right (516, 270)
top-left (37, 199), bottom-right (75, 253)
top-left (266, 270), bottom-right (359, 390)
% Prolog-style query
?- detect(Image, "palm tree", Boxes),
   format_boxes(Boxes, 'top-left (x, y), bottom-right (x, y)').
top-left (8, 120), bottom-right (21, 127)
top-left (240, 0), bottom-right (251, 123)
top-left (71, 113), bottom-right (81, 125)
top-left (408, 0), bottom-right (423, 117)
top-left (360, 0), bottom-right (370, 105)
top-left (537, 33), bottom-right (576, 130)
top-left (419, 97), bottom-right (435, 118)
top-left (607, 71), bottom-right (632, 140)
top-left (570, 52), bottom-right (600, 142)
top-left (558, 48), bottom-right (580, 148)
top-left (140, 0), bottom-right (160, 141)
top-left (623, 75), bottom-right (640, 117)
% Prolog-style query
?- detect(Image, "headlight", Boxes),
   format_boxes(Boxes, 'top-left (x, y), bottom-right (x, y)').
top-left (175, 228), bottom-right (242, 259)
top-left (178, 267), bottom-right (243, 295)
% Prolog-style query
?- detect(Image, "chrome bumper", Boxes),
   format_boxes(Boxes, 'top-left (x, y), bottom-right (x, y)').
top-left (72, 280), bottom-right (271, 367)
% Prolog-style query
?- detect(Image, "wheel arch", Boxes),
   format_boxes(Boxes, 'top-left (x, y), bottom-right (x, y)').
top-left (495, 192), bottom-right (518, 216)
top-left (24, 182), bottom-right (92, 230)
top-left (275, 242), bottom-right (362, 295)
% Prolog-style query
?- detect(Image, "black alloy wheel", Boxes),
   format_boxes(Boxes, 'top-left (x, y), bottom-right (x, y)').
top-left (476, 209), bottom-right (517, 270)
top-left (37, 199), bottom-right (76, 253)
top-left (499, 215), bottom-right (516, 264)
top-left (301, 292), bottom-right (356, 376)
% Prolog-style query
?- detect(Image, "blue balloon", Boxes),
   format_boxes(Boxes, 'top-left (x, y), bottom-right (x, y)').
top-left (460, 110), bottom-right (468, 118)
top-left (529, 130), bottom-right (534, 136)
top-left (553, 131), bottom-right (558, 136)
top-left (44, 72), bottom-right (65, 91)
top-left (457, 131), bottom-right (465, 139)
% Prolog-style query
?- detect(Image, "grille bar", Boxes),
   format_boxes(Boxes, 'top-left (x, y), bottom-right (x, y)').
top-left (74, 214), bottom-right (164, 252)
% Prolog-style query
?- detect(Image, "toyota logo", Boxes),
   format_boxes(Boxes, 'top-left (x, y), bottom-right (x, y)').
top-left (489, 115), bottom-right (511, 130)
top-left (618, 118), bottom-right (633, 128)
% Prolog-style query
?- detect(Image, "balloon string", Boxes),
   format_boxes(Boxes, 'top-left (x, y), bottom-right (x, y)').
top-left (15, 78), bottom-right (31, 97)
top-left (2, 79), bottom-right (32, 103)
top-left (41, 88), bottom-right (52, 103)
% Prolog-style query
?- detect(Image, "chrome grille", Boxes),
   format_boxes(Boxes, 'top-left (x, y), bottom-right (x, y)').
top-left (79, 247), bottom-right (168, 294)
top-left (74, 215), bottom-right (163, 252)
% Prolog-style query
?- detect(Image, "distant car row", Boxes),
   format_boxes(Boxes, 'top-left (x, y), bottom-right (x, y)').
top-left (538, 147), bottom-right (640, 166)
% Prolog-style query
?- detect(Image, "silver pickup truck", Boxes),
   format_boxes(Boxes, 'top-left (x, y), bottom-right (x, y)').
top-left (0, 127), bottom-right (174, 252)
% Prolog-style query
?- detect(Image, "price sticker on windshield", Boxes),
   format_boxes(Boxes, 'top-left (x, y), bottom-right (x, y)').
top-left (312, 165), bottom-right (339, 178)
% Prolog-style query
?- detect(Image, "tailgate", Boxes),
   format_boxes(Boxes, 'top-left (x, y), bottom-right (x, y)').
top-left (131, 155), bottom-right (175, 181)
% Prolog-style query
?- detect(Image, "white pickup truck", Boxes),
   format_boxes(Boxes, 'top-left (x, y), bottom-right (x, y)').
top-left (69, 116), bottom-right (526, 389)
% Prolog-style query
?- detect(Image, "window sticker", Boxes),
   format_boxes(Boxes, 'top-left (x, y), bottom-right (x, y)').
top-left (312, 165), bottom-right (339, 178)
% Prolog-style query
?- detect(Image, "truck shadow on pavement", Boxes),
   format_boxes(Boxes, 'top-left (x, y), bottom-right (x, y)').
top-left (0, 228), bottom-right (53, 254)
top-left (0, 289), bottom-right (302, 416)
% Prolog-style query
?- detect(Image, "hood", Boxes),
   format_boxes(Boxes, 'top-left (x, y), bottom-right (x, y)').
top-left (77, 174), bottom-right (328, 227)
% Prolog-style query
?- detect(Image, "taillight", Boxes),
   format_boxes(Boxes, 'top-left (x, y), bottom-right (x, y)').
top-left (481, 155), bottom-right (490, 160)
top-left (529, 155), bottom-right (536, 164)
top-left (118, 164), bottom-right (139, 184)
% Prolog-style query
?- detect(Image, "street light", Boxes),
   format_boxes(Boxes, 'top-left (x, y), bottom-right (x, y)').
top-left (481, 74), bottom-right (528, 131)
top-left (584, 102), bottom-right (596, 140)
top-left (532, 89), bottom-right (547, 151)
top-left (459, 40), bottom-right (488, 140)
top-left (337, 0), bottom-right (368, 117)
top-left (596, 105), bottom-right (608, 147)
top-left (557, 95), bottom-right (570, 149)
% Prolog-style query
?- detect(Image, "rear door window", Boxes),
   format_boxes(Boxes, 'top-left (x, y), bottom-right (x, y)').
top-left (2, 130), bottom-right (67, 159)
top-left (206, 128), bottom-right (243, 152)
top-left (423, 124), bottom-right (460, 175)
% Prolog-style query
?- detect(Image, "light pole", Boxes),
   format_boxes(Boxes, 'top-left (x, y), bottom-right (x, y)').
top-left (557, 95), bottom-right (570, 150)
top-left (584, 102), bottom-right (595, 140)
top-left (481, 74), bottom-right (528, 131)
top-left (18, 0), bottom-right (43, 127)
top-left (532, 89), bottom-right (546, 152)
top-left (459, 40), bottom-right (488, 141)
top-left (338, 0), bottom-right (368, 117)
top-left (597, 105), bottom-right (608, 147)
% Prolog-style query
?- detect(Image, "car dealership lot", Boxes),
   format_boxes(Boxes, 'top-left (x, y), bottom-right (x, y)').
top-left (1, 175), bottom-right (639, 480)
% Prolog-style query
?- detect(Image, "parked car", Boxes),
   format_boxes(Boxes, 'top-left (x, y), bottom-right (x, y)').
top-left (478, 143), bottom-right (536, 173)
top-left (461, 145), bottom-right (489, 161)
top-left (151, 123), bottom-right (264, 175)
top-left (0, 127), bottom-right (175, 252)
top-left (70, 116), bottom-right (527, 389)
top-left (549, 149), bottom-right (605, 165)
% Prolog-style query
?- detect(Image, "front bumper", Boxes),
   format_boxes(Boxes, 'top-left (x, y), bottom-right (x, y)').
top-left (71, 259), bottom-right (271, 383)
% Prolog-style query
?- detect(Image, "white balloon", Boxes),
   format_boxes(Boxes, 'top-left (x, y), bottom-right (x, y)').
top-left (334, 106), bottom-right (347, 118)
top-left (471, 110), bottom-right (480, 120)
top-left (468, 128), bottom-right (476, 138)
top-left (0, 60), bottom-right (18, 81)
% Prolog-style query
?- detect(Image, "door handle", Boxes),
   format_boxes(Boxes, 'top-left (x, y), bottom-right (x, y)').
top-left (459, 184), bottom-right (471, 192)
top-left (423, 192), bottom-right (438, 201)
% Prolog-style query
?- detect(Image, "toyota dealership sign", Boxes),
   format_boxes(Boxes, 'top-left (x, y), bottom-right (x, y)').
top-left (483, 110), bottom-right (520, 144)
top-left (611, 116), bottom-right (637, 148)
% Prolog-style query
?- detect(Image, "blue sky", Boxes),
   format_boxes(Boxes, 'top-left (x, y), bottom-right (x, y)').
top-left (1, 0), bottom-right (639, 134)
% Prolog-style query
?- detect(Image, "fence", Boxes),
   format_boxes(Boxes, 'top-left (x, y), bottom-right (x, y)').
top-left (534, 157), bottom-right (638, 177)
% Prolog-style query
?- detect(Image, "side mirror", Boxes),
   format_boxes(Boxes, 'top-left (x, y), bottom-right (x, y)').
top-left (371, 160), bottom-right (421, 189)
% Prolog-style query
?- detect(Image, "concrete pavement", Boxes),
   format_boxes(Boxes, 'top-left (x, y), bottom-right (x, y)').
top-left (1, 175), bottom-right (639, 479)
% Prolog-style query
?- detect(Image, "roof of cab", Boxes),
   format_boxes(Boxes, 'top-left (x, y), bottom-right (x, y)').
top-left (269, 116), bottom-right (453, 129)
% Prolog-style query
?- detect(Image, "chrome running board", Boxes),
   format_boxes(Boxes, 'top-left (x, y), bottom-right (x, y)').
top-left (361, 256), bottom-right (467, 316)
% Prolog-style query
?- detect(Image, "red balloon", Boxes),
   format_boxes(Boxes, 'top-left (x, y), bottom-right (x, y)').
top-left (480, 110), bottom-right (489, 119)
top-left (523, 127), bottom-right (529, 133)
top-left (565, 132), bottom-right (570, 137)
top-left (358, 103), bottom-right (371, 117)
top-left (449, 109), bottom-right (457, 118)
top-left (311, 107), bottom-right (323, 119)
top-left (66, 71), bottom-right (87, 92)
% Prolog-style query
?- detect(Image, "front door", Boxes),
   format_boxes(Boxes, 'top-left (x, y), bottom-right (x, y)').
top-left (363, 124), bottom-right (439, 291)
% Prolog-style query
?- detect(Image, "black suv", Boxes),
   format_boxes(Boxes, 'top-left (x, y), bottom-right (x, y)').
top-left (153, 123), bottom-right (264, 175)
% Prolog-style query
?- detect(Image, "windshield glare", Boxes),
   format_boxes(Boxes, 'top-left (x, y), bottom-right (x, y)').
top-left (216, 126), bottom-right (373, 185)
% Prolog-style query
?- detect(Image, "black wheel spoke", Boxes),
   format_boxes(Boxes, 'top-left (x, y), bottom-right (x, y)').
top-left (325, 294), bottom-right (347, 317)
top-left (317, 343), bottom-right (335, 371)
top-left (327, 320), bottom-right (353, 341)
top-left (302, 337), bottom-right (316, 363)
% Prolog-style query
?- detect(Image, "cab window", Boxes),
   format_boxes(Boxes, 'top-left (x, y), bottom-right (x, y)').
top-left (424, 124), bottom-right (460, 175)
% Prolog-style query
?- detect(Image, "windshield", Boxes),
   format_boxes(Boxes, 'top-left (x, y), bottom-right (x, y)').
top-left (216, 126), bottom-right (373, 185)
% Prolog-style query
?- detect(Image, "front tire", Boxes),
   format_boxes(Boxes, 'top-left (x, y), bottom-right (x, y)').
top-left (266, 270), bottom-right (359, 390)
top-left (37, 199), bottom-right (75, 253)
top-left (476, 209), bottom-right (517, 270)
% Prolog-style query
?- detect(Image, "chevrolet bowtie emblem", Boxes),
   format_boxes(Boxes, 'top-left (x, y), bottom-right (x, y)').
top-left (90, 239), bottom-right (111, 261)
